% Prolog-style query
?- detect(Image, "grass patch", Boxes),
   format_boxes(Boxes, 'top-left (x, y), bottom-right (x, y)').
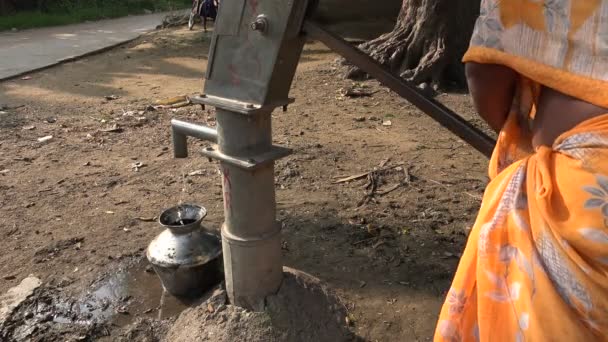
top-left (0, 0), bottom-right (190, 31)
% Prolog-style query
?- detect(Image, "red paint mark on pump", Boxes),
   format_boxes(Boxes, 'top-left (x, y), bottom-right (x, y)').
top-left (228, 64), bottom-right (241, 86)
top-left (249, 0), bottom-right (259, 13)
top-left (222, 167), bottom-right (233, 214)
top-left (222, 167), bottom-right (232, 189)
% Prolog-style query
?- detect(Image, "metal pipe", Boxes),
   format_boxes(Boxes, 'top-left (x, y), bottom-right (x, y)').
top-left (216, 108), bottom-right (283, 310)
top-left (303, 20), bottom-right (496, 158)
top-left (171, 119), bottom-right (218, 158)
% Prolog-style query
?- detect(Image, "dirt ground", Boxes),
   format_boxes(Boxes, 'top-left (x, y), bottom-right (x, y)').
top-left (0, 26), bottom-right (491, 341)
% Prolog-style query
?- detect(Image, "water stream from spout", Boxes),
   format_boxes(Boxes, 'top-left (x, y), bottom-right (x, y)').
top-left (177, 160), bottom-right (193, 225)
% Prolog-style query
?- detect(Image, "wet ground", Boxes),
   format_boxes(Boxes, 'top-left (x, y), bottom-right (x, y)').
top-left (0, 256), bottom-right (213, 341)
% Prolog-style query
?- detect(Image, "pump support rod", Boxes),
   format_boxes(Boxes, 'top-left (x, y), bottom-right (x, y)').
top-left (303, 20), bottom-right (496, 158)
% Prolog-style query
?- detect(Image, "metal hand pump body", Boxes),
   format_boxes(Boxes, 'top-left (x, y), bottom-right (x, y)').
top-left (170, 0), bottom-right (496, 310)
top-left (171, 0), bottom-right (310, 310)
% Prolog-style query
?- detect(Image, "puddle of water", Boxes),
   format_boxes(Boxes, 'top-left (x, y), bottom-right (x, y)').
top-left (53, 258), bottom-right (221, 327)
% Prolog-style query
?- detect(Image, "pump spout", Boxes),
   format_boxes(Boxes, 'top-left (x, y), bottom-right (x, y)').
top-left (171, 119), bottom-right (218, 158)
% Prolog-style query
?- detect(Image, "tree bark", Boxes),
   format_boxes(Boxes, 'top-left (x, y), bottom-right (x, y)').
top-left (347, 0), bottom-right (480, 89)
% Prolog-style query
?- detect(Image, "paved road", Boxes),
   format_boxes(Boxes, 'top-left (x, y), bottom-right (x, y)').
top-left (0, 12), bottom-right (183, 80)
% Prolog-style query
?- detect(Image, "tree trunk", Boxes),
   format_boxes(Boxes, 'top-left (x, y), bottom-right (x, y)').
top-left (346, 0), bottom-right (480, 89)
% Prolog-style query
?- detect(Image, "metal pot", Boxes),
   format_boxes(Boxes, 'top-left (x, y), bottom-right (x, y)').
top-left (146, 204), bottom-right (223, 297)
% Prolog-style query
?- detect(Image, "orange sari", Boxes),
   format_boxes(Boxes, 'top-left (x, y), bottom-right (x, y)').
top-left (435, 1), bottom-right (608, 341)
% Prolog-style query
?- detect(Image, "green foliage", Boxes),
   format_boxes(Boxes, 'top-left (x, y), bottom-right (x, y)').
top-left (0, 0), bottom-right (191, 31)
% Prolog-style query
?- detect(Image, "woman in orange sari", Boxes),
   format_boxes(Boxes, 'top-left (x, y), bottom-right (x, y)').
top-left (435, 1), bottom-right (608, 341)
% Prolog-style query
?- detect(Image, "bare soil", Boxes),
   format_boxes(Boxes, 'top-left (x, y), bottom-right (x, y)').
top-left (0, 26), bottom-right (490, 341)
top-left (167, 268), bottom-right (354, 342)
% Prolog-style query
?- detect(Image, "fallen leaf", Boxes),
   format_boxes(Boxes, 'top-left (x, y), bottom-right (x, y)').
top-left (346, 314), bottom-right (356, 326)
top-left (136, 217), bottom-right (156, 222)
top-left (372, 240), bottom-right (386, 249)
top-left (101, 124), bottom-right (123, 133)
top-left (170, 101), bottom-right (193, 109)
top-left (339, 85), bottom-right (377, 98)
top-left (379, 157), bottom-right (391, 168)
top-left (155, 95), bottom-right (188, 106)
top-left (37, 135), bottom-right (53, 143)
top-left (131, 162), bottom-right (146, 172)
top-left (187, 170), bottom-right (206, 177)
top-left (116, 305), bottom-right (129, 314)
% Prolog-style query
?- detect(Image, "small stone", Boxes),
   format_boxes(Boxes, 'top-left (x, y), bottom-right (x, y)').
top-left (116, 305), bottom-right (129, 314)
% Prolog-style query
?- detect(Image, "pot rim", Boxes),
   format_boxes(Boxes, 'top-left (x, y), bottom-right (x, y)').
top-left (158, 203), bottom-right (208, 232)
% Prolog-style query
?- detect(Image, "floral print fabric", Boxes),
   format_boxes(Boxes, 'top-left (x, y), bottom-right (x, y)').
top-left (470, 0), bottom-right (608, 81)
top-left (434, 112), bottom-right (608, 341)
